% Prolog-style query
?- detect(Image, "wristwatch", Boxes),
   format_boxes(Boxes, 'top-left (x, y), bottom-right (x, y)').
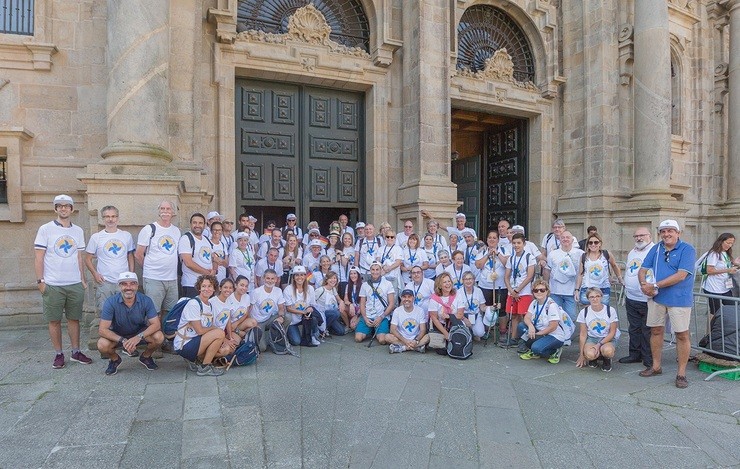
top-left (37, 278), bottom-right (45, 284)
top-left (137, 333), bottom-right (144, 340)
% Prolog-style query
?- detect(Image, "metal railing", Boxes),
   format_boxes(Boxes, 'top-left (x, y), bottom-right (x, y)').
top-left (1, 0), bottom-right (34, 36)
top-left (691, 291), bottom-right (740, 381)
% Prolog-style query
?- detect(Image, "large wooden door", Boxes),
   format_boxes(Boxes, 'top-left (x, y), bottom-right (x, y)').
top-left (452, 156), bottom-right (481, 233)
top-left (235, 79), bottom-right (364, 226)
top-left (485, 121), bottom-right (528, 230)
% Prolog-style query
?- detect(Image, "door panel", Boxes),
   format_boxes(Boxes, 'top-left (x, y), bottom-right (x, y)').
top-left (452, 156), bottom-right (480, 233)
top-left (236, 80), bottom-right (363, 223)
top-left (485, 121), bottom-right (527, 230)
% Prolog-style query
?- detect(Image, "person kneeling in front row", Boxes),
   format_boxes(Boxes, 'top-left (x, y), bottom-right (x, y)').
top-left (387, 289), bottom-right (429, 353)
top-left (355, 262), bottom-right (395, 344)
top-left (518, 280), bottom-right (567, 364)
top-left (575, 287), bottom-right (620, 372)
top-left (97, 272), bottom-right (164, 375)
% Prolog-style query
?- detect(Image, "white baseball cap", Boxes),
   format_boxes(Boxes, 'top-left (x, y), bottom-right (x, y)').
top-left (206, 211), bottom-right (223, 221)
top-left (511, 225), bottom-right (525, 235)
top-left (291, 265), bottom-right (307, 275)
top-left (235, 232), bottom-right (250, 240)
top-left (462, 228), bottom-right (476, 238)
top-left (309, 239), bottom-right (323, 247)
top-left (53, 194), bottom-right (74, 206)
top-left (117, 271), bottom-right (138, 283)
top-left (658, 219), bottom-right (680, 231)
top-left (286, 213), bottom-right (297, 220)
top-left (355, 222), bottom-right (366, 229)
top-left (247, 215), bottom-right (258, 222)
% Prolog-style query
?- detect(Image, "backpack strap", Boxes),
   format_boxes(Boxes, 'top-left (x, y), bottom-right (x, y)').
top-left (146, 223), bottom-right (157, 253)
top-left (185, 232), bottom-right (196, 256)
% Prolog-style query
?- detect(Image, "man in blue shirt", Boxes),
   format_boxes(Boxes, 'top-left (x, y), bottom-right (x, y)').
top-left (637, 220), bottom-right (696, 389)
top-left (97, 272), bottom-right (164, 375)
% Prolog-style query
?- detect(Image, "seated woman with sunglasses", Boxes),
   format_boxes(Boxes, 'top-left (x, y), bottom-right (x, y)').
top-left (518, 280), bottom-right (568, 364)
top-left (575, 287), bottom-right (620, 372)
top-left (574, 233), bottom-right (623, 306)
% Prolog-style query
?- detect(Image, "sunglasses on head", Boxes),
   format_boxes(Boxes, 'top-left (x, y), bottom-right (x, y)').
top-left (532, 288), bottom-right (547, 293)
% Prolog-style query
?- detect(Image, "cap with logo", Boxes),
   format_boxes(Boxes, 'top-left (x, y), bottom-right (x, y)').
top-left (118, 271), bottom-right (138, 283)
top-left (355, 222), bottom-right (366, 229)
top-left (286, 213), bottom-right (297, 220)
top-left (511, 225), bottom-right (525, 235)
top-left (291, 265), bottom-right (307, 275)
top-left (658, 219), bottom-right (680, 231)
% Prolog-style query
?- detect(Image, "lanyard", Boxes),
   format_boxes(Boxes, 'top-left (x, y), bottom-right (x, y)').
top-left (464, 288), bottom-right (475, 311)
top-left (413, 281), bottom-right (422, 304)
top-left (511, 252), bottom-right (525, 279)
top-left (240, 248), bottom-right (253, 268)
top-left (408, 247), bottom-right (417, 263)
top-left (453, 267), bottom-right (463, 286)
top-left (465, 246), bottom-right (474, 264)
top-left (533, 299), bottom-right (548, 326)
top-left (367, 238), bottom-right (376, 255)
top-left (382, 246), bottom-right (393, 262)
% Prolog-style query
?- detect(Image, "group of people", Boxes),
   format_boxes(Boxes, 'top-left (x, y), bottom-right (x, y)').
top-left (35, 194), bottom-right (737, 387)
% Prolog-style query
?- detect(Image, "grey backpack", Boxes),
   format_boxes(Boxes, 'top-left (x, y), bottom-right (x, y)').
top-left (446, 316), bottom-right (473, 360)
top-left (267, 320), bottom-right (300, 357)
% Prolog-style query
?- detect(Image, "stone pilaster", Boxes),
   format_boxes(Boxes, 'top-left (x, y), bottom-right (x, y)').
top-left (724, 0), bottom-right (740, 204)
top-left (395, 0), bottom-right (458, 228)
top-left (632, 0), bottom-right (673, 199)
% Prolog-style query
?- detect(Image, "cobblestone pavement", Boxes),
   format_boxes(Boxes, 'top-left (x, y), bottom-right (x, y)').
top-left (0, 327), bottom-right (738, 468)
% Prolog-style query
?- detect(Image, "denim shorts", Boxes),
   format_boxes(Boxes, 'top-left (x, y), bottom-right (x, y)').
top-left (176, 335), bottom-right (202, 362)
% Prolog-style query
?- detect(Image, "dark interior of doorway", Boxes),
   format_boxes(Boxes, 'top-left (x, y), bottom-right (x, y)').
top-left (241, 205), bottom-right (359, 237)
top-left (241, 205), bottom-right (293, 235)
top-left (310, 207), bottom-right (358, 235)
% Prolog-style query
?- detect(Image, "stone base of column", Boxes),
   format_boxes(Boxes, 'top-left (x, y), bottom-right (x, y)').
top-left (101, 141), bottom-right (173, 166)
top-left (394, 178), bottom-right (460, 228)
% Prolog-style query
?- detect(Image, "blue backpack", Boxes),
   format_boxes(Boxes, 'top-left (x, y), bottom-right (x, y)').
top-left (225, 340), bottom-right (259, 367)
top-left (163, 297), bottom-right (202, 339)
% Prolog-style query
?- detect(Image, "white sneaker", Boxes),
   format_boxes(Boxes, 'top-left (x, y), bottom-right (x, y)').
top-left (311, 336), bottom-right (321, 346)
top-left (389, 344), bottom-right (406, 354)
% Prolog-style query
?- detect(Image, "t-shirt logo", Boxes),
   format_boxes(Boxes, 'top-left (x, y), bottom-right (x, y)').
top-left (588, 264), bottom-right (604, 280)
top-left (589, 318), bottom-right (608, 335)
top-left (402, 318), bottom-right (418, 333)
top-left (216, 309), bottom-right (230, 325)
top-left (233, 306), bottom-right (248, 321)
top-left (559, 259), bottom-right (570, 273)
top-left (260, 299), bottom-right (276, 315)
top-left (627, 258), bottom-right (642, 277)
top-left (54, 236), bottom-right (77, 258)
top-left (294, 301), bottom-right (308, 312)
top-left (414, 295), bottom-right (422, 305)
top-left (158, 235), bottom-right (176, 254)
top-left (644, 268), bottom-right (655, 283)
top-left (198, 246), bottom-right (212, 262)
top-left (103, 239), bottom-right (125, 258)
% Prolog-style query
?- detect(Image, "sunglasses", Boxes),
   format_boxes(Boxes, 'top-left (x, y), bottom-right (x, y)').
top-left (664, 250), bottom-right (671, 262)
top-left (404, 226), bottom-right (413, 229)
top-left (588, 241), bottom-right (601, 245)
top-left (386, 236), bottom-right (395, 239)
top-left (532, 288), bottom-right (548, 293)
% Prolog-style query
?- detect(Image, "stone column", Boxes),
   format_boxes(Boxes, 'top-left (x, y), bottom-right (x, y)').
top-left (726, 0), bottom-right (740, 202)
top-left (632, 0), bottom-right (672, 197)
top-left (396, 0), bottom-right (458, 227)
top-left (101, 0), bottom-right (172, 164)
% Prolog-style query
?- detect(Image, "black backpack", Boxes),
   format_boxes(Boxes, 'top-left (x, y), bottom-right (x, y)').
top-left (224, 340), bottom-right (259, 366)
top-left (446, 316), bottom-right (473, 360)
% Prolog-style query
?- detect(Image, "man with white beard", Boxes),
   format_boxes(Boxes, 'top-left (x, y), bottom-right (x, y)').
top-left (620, 227), bottom-right (655, 367)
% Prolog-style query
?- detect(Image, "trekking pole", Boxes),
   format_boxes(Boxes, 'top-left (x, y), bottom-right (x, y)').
top-left (367, 323), bottom-right (379, 348)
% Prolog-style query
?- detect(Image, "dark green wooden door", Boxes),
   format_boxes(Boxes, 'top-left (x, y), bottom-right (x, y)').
top-left (484, 120), bottom-right (528, 230)
top-left (236, 79), bottom-right (364, 226)
top-left (452, 156), bottom-right (481, 234)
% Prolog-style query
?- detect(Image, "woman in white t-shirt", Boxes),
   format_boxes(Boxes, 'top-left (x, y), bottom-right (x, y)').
top-left (336, 232), bottom-right (356, 294)
top-left (314, 271), bottom-right (347, 337)
top-left (700, 233), bottom-right (739, 316)
top-left (210, 278), bottom-right (239, 350)
top-left (281, 234), bottom-right (303, 288)
top-left (454, 271), bottom-right (486, 338)
top-left (518, 280), bottom-right (567, 364)
top-left (422, 233), bottom-right (439, 279)
top-left (574, 233), bottom-right (623, 306)
top-left (228, 275), bottom-right (257, 341)
top-left (400, 234), bottom-right (430, 285)
top-left (312, 255), bottom-right (339, 287)
top-left (428, 272), bottom-right (458, 341)
top-left (173, 275), bottom-right (226, 376)
top-left (434, 250), bottom-right (452, 277)
top-left (445, 250), bottom-right (472, 291)
top-left (575, 287), bottom-right (620, 372)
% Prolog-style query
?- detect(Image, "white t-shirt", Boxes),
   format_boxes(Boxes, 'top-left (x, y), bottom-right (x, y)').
top-left (546, 248), bottom-right (584, 295)
top-left (461, 244), bottom-right (479, 276)
top-left (379, 244), bottom-right (403, 280)
top-left (173, 298), bottom-right (213, 350)
top-left (313, 286), bottom-right (339, 314)
top-left (524, 241), bottom-right (542, 259)
top-left (255, 258), bottom-right (284, 281)
top-left (357, 237), bottom-right (382, 272)
top-left (250, 285), bottom-right (285, 322)
top-left (228, 292), bottom-right (251, 325)
top-left (582, 254), bottom-right (611, 289)
top-left (228, 247), bottom-right (256, 290)
top-left (86, 229), bottom-right (135, 283)
top-left (211, 239), bottom-right (229, 283)
top-left (336, 249), bottom-right (355, 282)
top-left (435, 262), bottom-right (452, 277)
top-left (178, 233), bottom-right (214, 288)
top-left (444, 264), bottom-right (472, 291)
top-left (396, 232), bottom-right (410, 248)
top-left (403, 278), bottom-right (435, 314)
top-left (624, 244), bottom-right (655, 301)
top-left (283, 285), bottom-right (315, 325)
top-left (475, 247), bottom-right (508, 290)
top-left (527, 299), bottom-right (567, 342)
top-left (209, 296), bottom-right (232, 330)
top-left (541, 233), bottom-right (575, 257)
top-left (422, 246), bottom-right (439, 279)
top-left (258, 240), bottom-right (285, 260)
top-left (454, 287), bottom-right (487, 319)
top-left (428, 294), bottom-right (456, 329)
top-left (506, 251), bottom-right (537, 295)
top-left (360, 278), bottom-right (394, 319)
top-left (312, 265), bottom-right (339, 287)
top-left (391, 305), bottom-right (426, 340)
top-left (137, 223), bottom-right (181, 281)
top-left (702, 251), bottom-right (734, 293)
top-left (34, 221), bottom-right (86, 286)
top-left (302, 251), bottom-right (323, 273)
top-left (401, 247), bottom-right (429, 284)
top-left (576, 304), bottom-right (620, 340)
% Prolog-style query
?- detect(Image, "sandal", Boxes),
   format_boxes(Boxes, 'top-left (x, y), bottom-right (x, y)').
top-left (639, 367), bottom-right (663, 377)
top-left (675, 375), bottom-right (689, 389)
top-left (213, 357), bottom-right (229, 369)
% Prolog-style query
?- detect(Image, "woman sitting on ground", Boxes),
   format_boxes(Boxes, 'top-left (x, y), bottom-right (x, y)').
top-left (428, 272), bottom-right (458, 338)
top-left (518, 279), bottom-right (567, 364)
top-left (210, 278), bottom-right (239, 351)
top-left (174, 274), bottom-right (226, 377)
top-left (282, 265), bottom-right (319, 347)
top-left (314, 271), bottom-right (348, 338)
top-left (575, 287), bottom-right (619, 372)
top-left (454, 271), bottom-right (486, 338)
top-left (342, 266), bottom-right (363, 331)
top-left (228, 275), bottom-right (258, 341)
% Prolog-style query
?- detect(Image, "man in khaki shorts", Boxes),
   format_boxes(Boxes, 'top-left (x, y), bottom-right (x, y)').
top-left (637, 219), bottom-right (696, 389)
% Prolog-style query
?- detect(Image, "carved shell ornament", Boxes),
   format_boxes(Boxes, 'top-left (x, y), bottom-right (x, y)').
top-left (455, 48), bottom-right (537, 91)
top-left (235, 3), bottom-right (370, 59)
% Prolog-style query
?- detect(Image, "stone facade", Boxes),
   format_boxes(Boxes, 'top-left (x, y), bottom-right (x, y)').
top-left (0, 0), bottom-right (737, 326)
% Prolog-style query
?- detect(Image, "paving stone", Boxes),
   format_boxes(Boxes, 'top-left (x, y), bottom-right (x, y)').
top-left (119, 420), bottom-right (182, 467)
top-left (181, 417), bottom-right (228, 460)
top-left (476, 406), bottom-right (531, 445)
top-left (431, 388), bottom-right (477, 461)
top-left (263, 419), bottom-right (302, 467)
top-left (478, 441), bottom-right (540, 468)
top-left (370, 432), bottom-right (432, 468)
top-left (533, 440), bottom-right (592, 468)
top-left (136, 382), bottom-right (184, 421)
top-left (364, 368), bottom-right (410, 400)
top-left (42, 443), bottom-right (126, 468)
top-left (58, 396), bottom-right (139, 446)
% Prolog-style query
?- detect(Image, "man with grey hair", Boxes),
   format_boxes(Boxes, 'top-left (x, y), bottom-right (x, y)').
top-left (541, 219), bottom-right (567, 257)
top-left (85, 205), bottom-right (135, 315)
top-left (620, 226), bottom-right (655, 367)
top-left (135, 200), bottom-right (181, 320)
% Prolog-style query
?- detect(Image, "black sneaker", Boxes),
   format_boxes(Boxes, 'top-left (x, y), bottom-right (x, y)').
top-left (588, 359), bottom-right (599, 368)
top-left (138, 355), bottom-right (158, 371)
top-left (601, 357), bottom-right (612, 372)
top-left (161, 339), bottom-right (174, 354)
top-left (105, 357), bottom-right (122, 375)
top-left (121, 348), bottom-right (139, 358)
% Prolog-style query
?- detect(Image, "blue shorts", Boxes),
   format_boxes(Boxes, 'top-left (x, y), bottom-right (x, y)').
top-left (356, 316), bottom-right (390, 336)
top-left (586, 336), bottom-right (618, 346)
top-left (176, 335), bottom-right (202, 362)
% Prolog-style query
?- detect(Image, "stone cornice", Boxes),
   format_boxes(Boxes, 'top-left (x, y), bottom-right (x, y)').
top-left (0, 42), bottom-right (57, 71)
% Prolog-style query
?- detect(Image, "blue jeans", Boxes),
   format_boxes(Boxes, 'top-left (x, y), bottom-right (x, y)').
top-left (286, 324), bottom-right (302, 346)
top-left (517, 323), bottom-right (564, 357)
top-left (323, 307), bottom-right (346, 335)
top-left (550, 293), bottom-right (577, 323)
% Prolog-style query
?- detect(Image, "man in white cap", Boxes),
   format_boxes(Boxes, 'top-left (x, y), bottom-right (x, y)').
top-left (202, 211), bottom-right (223, 239)
top-left (303, 238), bottom-right (325, 273)
top-left (84, 205), bottom-right (135, 315)
top-left (237, 213), bottom-right (260, 249)
top-left (638, 219), bottom-right (696, 389)
top-left (135, 200), bottom-right (181, 322)
top-left (97, 272), bottom-right (164, 375)
top-left (35, 194), bottom-right (93, 369)
top-left (282, 213), bottom-right (304, 241)
top-left (460, 228), bottom-right (480, 276)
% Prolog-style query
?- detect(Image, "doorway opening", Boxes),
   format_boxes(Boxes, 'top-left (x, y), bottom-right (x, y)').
top-left (451, 109), bottom-right (528, 237)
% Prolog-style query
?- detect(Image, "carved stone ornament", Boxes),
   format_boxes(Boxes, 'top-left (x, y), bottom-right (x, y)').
top-left (235, 4), bottom-right (371, 59)
top-left (618, 24), bottom-right (633, 43)
top-left (715, 62), bottom-right (729, 77)
top-left (455, 48), bottom-right (538, 91)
